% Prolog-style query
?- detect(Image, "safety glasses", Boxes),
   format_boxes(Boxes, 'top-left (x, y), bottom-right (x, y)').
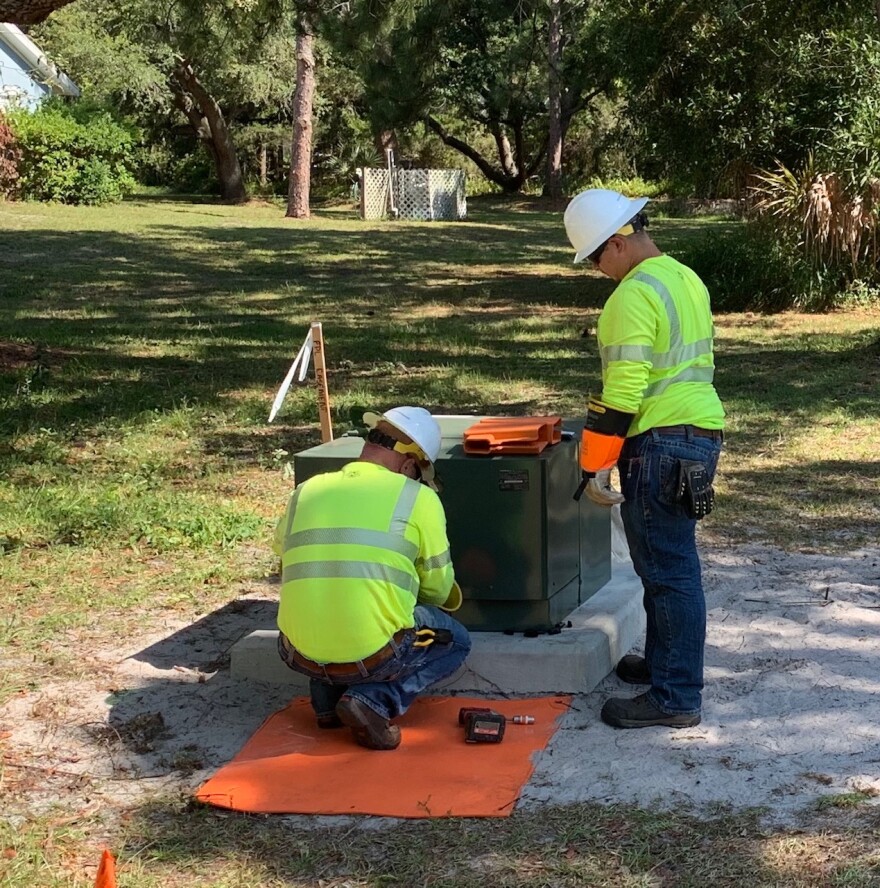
top-left (588, 211), bottom-right (649, 268)
top-left (587, 238), bottom-right (611, 268)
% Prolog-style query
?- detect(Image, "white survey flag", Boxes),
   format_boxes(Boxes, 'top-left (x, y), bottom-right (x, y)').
top-left (268, 330), bottom-right (313, 422)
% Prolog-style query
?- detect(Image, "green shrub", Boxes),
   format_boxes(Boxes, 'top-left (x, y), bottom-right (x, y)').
top-left (674, 156), bottom-right (880, 312)
top-left (582, 176), bottom-right (673, 199)
top-left (6, 101), bottom-right (137, 205)
top-left (671, 222), bottom-right (872, 312)
top-left (169, 150), bottom-right (218, 194)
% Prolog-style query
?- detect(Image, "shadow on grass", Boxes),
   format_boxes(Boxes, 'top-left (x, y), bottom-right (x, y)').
top-left (714, 456), bottom-right (880, 546)
top-left (0, 210), bottom-right (605, 431)
top-left (2, 206), bottom-right (878, 546)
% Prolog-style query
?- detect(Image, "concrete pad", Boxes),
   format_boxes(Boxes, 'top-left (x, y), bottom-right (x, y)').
top-left (229, 563), bottom-right (645, 695)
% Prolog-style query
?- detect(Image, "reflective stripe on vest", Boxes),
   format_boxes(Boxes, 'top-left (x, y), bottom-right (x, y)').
top-left (282, 560), bottom-right (420, 596)
top-left (281, 475), bottom-right (424, 598)
top-left (644, 365), bottom-right (715, 398)
top-left (417, 549), bottom-right (452, 571)
top-left (600, 270), bottom-right (715, 397)
top-left (284, 527), bottom-right (419, 562)
top-left (389, 479), bottom-right (421, 538)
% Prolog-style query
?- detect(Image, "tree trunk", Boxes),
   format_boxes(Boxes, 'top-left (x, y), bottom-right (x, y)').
top-left (374, 129), bottom-right (398, 159)
top-left (491, 124), bottom-right (517, 178)
top-left (513, 119), bottom-right (526, 182)
top-left (543, 0), bottom-right (564, 198)
top-left (286, 18), bottom-right (316, 220)
top-left (171, 62), bottom-right (247, 204)
top-left (0, 0), bottom-right (73, 25)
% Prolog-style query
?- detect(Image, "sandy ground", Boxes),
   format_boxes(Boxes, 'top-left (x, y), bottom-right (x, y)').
top-left (4, 534), bottom-right (880, 828)
top-left (524, 541), bottom-right (880, 823)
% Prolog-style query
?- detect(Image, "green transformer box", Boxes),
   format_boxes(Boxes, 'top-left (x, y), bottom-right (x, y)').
top-left (292, 416), bottom-right (611, 632)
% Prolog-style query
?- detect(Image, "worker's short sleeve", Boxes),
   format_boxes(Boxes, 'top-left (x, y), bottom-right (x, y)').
top-left (597, 281), bottom-right (660, 414)
top-left (411, 488), bottom-right (457, 608)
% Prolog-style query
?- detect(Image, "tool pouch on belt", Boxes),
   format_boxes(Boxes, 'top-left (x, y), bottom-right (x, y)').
top-left (677, 460), bottom-right (715, 520)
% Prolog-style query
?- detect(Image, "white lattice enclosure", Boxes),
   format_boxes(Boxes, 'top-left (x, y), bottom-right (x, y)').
top-left (359, 168), bottom-right (467, 221)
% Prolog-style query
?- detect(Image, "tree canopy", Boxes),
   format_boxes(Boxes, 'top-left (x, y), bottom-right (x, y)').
top-left (0, 0), bottom-right (74, 26)
top-left (601, 0), bottom-right (880, 193)
top-left (15, 0), bottom-right (880, 202)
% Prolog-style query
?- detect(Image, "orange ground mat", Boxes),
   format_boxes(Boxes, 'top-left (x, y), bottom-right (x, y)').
top-left (196, 695), bottom-right (571, 818)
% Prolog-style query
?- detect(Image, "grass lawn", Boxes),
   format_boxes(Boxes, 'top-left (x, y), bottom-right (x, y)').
top-left (1, 195), bottom-right (879, 886)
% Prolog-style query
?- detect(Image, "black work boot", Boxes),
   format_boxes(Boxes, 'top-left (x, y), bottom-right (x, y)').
top-left (615, 655), bottom-right (651, 685)
top-left (316, 713), bottom-right (343, 729)
top-left (601, 693), bottom-right (701, 729)
top-left (335, 696), bottom-right (401, 750)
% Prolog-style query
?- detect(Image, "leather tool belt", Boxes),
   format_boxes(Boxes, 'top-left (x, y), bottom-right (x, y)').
top-left (652, 425), bottom-right (723, 442)
top-left (278, 629), bottom-right (409, 679)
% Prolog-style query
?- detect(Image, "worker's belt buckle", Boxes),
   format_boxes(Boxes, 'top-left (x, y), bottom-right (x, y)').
top-left (677, 459), bottom-right (715, 520)
top-left (279, 629), bottom-right (409, 679)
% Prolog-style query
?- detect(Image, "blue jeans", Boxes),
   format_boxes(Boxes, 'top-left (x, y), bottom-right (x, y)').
top-left (279, 605), bottom-right (471, 721)
top-left (619, 428), bottom-right (722, 715)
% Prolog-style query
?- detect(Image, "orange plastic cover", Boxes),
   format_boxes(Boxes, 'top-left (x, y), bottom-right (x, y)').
top-left (463, 416), bottom-right (562, 455)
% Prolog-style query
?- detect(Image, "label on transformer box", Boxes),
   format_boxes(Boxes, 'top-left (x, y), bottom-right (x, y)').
top-left (498, 470), bottom-right (529, 492)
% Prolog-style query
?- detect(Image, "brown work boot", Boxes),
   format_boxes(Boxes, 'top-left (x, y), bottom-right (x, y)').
top-left (335, 696), bottom-right (401, 750)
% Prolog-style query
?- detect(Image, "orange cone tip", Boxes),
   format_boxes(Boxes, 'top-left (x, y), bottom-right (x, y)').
top-left (95, 849), bottom-right (117, 888)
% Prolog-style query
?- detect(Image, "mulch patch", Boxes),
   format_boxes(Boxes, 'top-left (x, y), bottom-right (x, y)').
top-left (0, 341), bottom-right (77, 371)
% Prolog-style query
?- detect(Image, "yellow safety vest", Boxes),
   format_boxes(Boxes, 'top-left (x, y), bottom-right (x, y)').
top-left (273, 461), bottom-right (456, 663)
top-left (597, 254), bottom-right (725, 435)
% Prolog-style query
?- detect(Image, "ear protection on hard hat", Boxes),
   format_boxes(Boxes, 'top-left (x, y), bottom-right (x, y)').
top-left (367, 427), bottom-right (429, 462)
top-left (363, 406), bottom-right (442, 490)
top-left (616, 211), bottom-right (649, 237)
top-left (587, 211), bottom-right (650, 263)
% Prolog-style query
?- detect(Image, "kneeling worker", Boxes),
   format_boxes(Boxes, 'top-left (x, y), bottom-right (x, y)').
top-left (273, 406), bottom-right (471, 750)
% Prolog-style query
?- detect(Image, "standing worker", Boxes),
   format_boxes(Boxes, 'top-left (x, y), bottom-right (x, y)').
top-left (563, 189), bottom-right (724, 729)
top-left (273, 406), bottom-right (471, 750)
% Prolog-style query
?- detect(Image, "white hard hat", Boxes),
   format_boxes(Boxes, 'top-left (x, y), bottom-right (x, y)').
top-left (363, 406), bottom-right (442, 488)
top-left (563, 189), bottom-right (650, 264)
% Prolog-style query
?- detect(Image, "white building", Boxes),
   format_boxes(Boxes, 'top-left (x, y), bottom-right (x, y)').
top-left (0, 22), bottom-right (79, 110)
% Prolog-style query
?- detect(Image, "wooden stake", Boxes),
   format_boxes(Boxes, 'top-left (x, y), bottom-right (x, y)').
top-left (310, 321), bottom-right (333, 442)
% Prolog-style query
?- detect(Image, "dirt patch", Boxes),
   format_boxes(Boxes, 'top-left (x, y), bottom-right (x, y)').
top-left (0, 341), bottom-right (78, 372)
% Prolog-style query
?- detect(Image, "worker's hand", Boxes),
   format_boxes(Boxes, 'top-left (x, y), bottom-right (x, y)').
top-left (584, 469), bottom-right (624, 506)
